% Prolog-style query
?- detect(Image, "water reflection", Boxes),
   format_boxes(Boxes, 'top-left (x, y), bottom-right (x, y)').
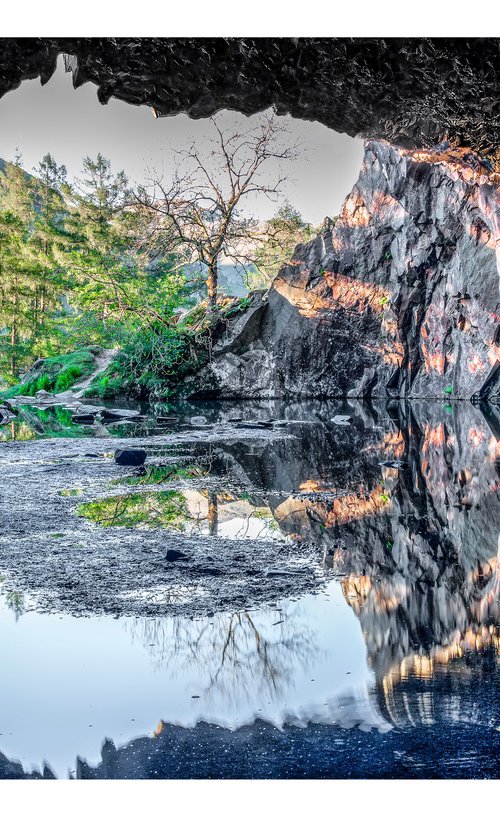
top-left (202, 400), bottom-right (499, 714)
top-left (0, 398), bottom-right (498, 778)
top-left (77, 487), bottom-right (286, 540)
top-left (124, 606), bottom-right (320, 705)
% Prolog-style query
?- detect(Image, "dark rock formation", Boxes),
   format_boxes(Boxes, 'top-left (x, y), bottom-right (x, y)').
top-left (185, 141), bottom-right (499, 401)
top-left (1, 39), bottom-right (499, 166)
top-left (114, 448), bottom-right (147, 466)
top-left (0, 751), bottom-right (55, 780)
top-left (0, 404), bottom-right (15, 424)
top-left (74, 697), bottom-right (500, 779)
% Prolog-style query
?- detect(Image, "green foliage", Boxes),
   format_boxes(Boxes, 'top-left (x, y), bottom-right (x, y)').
top-left (444, 385), bottom-right (453, 395)
top-left (119, 463), bottom-right (207, 486)
top-left (0, 134), bottom-right (301, 397)
top-left (1, 348), bottom-right (96, 397)
top-left (0, 404), bottom-right (91, 442)
top-left (5, 589), bottom-right (25, 620)
top-left (0, 419), bottom-right (37, 443)
top-left (247, 202), bottom-right (315, 290)
top-left (0, 153), bottom-right (71, 381)
top-left (0, 150), bottom-right (192, 390)
top-left (77, 490), bottom-right (191, 530)
top-left (86, 324), bottom-right (207, 400)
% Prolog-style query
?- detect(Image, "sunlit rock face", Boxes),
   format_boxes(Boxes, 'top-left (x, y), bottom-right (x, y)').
top-left (187, 141), bottom-right (499, 400)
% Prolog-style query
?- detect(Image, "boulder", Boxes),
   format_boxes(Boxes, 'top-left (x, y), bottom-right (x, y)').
top-left (332, 415), bottom-right (352, 426)
top-left (101, 409), bottom-right (141, 421)
top-left (114, 449), bottom-right (147, 466)
top-left (166, 549), bottom-right (190, 562)
top-left (190, 416), bottom-right (208, 426)
top-left (0, 406), bottom-right (16, 424)
top-left (156, 416), bottom-right (179, 425)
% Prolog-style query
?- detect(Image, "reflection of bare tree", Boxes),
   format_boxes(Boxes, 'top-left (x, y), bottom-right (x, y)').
top-left (124, 604), bottom-right (322, 707)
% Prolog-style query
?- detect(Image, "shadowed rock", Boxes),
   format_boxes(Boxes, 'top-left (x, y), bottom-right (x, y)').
top-left (114, 449), bottom-right (147, 466)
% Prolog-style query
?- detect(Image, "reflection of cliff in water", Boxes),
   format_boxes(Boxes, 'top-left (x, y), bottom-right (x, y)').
top-left (206, 400), bottom-right (499, 726)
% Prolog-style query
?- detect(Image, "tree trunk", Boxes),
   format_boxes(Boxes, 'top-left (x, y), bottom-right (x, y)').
top-left (10, 318), bottom-right (16, 377)
top-left (207, 260), bottom-right (218, 312)
top-left (208, 490), bottom-right (218, 536)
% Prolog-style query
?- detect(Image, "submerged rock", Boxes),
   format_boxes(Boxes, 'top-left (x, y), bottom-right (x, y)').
top-left (190, 416), bottom-right (208, 426)
top-left (72, 414), bottom-right (95, 425)
top-left (102, 408), bottom-right (141, 421)
top-left (332, 415), bottom-right (352, 426)
top-left (183, 141), bottom-right (499, 402)
top-left (114, 449), bottom-right (147, 466)
top-left (166, 549), bottom-right (190, 562)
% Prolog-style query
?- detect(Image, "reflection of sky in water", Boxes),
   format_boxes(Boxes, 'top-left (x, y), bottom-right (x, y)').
top-left (0, 579), bottom-right (382, 778)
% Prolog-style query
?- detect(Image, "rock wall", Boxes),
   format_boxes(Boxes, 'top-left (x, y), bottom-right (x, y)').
top-left (185, 141), bottom-right (500, 401)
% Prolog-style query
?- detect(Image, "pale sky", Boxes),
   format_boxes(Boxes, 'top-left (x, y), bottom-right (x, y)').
top-left (0, 56), bottom-right (364, 226)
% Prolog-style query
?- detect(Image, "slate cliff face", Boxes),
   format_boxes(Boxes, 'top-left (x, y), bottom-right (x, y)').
top-left (185, 140), bottom-right (499, 401)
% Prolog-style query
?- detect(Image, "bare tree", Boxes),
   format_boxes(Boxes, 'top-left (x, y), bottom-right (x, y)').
top-left (134, 113), bottom-right (299, 311)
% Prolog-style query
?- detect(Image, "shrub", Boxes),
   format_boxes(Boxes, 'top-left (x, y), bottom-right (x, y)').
top-left (86, 325), bottom-right (208, 400)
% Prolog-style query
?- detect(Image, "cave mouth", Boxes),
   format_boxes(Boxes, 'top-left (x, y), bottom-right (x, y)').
top-left (0, 53), bottom-right (366, 233)
top-left (0, 41), bottom-right (498, 403)
top-left (0, 36), bottom-right (499, 784)
top-left (1, 38), bottom-right (499, 167)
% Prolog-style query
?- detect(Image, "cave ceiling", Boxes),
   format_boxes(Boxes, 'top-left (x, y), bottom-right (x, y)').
top-left (0, 38), bottom-right (499, 166)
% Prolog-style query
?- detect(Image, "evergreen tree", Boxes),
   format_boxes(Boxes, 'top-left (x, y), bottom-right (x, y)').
top-left (0, 160), bottom-right (40, 378)
top-left (248, 202), bottom-right (314, 290)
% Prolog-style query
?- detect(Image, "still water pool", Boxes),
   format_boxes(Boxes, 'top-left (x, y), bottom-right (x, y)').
top-left (0, 399), bottom-right (498, 778)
